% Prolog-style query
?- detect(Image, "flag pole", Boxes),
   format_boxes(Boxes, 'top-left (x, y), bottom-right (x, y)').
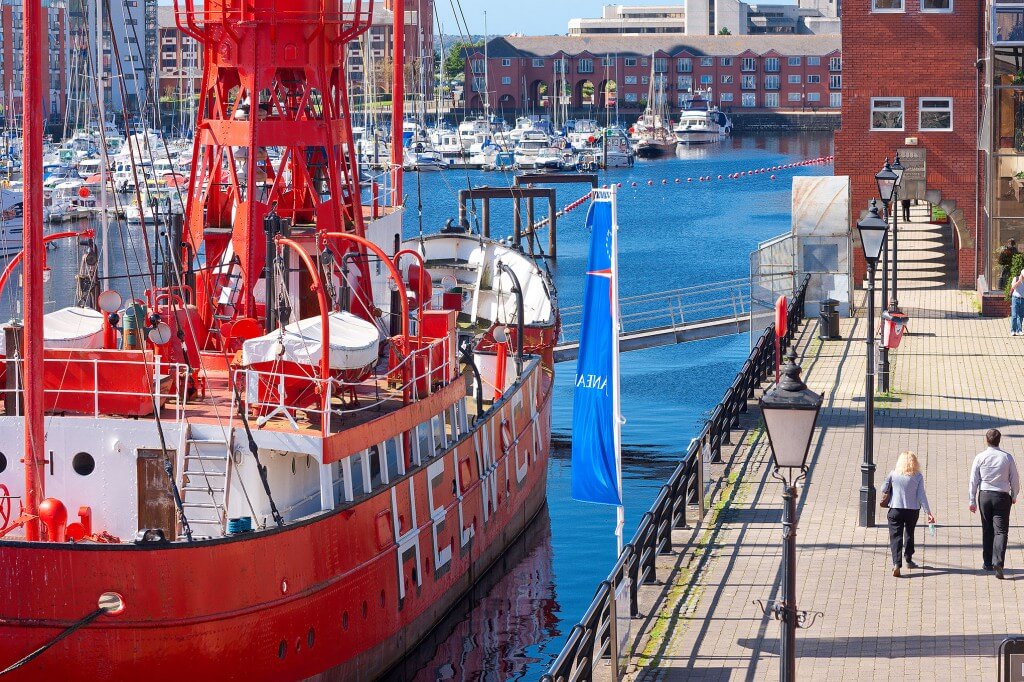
top-left (610, 184), bottom-right (624, 556)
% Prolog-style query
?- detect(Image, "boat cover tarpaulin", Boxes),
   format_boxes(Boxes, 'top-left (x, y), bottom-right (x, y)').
top-left (0, 306), bottom-right (105, 354)
top-left (242, 311), bottom-right (381, 371)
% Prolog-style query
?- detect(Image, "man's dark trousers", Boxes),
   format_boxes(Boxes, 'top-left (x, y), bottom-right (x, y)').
top-left (980, 490), bottom-right (1012, 568)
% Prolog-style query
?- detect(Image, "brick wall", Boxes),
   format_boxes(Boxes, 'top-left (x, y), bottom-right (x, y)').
top-left (835, 0), bottom-right (982, 288)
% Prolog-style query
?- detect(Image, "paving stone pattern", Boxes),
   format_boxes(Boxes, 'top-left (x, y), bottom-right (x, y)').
top-left (634, 207), bottom-right (1021, 680)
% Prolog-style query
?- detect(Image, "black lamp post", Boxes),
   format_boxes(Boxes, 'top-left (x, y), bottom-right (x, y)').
top-left (759, 349), bottom-right (823, 682)
top-left (890, 152), bottom-right (906, 312)
top-left (874, 159), bottom-right (898, 393)
top-left (856, 199), bottom-right (889, 528)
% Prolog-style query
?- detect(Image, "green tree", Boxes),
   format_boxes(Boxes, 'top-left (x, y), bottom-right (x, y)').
top-left (718, 27), bottom-right (731, 35)
top-left (444, 40), bottom-right (484, 80)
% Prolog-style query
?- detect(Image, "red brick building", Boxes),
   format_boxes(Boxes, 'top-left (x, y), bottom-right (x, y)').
top-left (464, 35), bottom-right (841, 115)
top-left (834, 0), bottom-right (982, 288)
top-left (0, 0), bottom-right (68, 122)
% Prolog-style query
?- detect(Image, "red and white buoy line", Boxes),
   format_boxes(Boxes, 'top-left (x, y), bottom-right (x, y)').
top-left (530, 154), bottom-right (834, 230)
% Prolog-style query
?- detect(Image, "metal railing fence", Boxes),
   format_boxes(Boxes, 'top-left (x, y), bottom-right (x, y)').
top-left (540, 273), bottom-right (810, 682)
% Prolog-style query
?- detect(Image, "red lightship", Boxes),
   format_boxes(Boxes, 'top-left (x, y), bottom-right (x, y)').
top-left (0, 1), bottom-right (558, 680)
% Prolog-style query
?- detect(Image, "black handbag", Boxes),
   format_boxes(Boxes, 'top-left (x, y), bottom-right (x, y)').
top-left (880, 489), bottom-right (891, 508)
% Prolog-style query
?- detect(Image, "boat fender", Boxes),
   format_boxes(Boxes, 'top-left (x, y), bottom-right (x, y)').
top-left (0, 483), bottom-right (10, 532)
top-left (500, 418), bottom-right (514, 455)
top-left (37, 497), bottom-right (68, 543)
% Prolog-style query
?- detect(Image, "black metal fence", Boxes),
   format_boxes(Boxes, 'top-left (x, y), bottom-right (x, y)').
top-left (540, 274), bottom-right (811, 682)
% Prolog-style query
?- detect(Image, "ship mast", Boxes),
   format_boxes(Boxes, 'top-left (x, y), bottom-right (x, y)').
top-left (21, 0), bottom-right (44, 541)
top-left (390, 0), bottom-right (405, 201)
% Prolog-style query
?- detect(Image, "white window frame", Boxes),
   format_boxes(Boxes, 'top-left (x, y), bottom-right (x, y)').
top-left (922, 0), bottom-right (952, 12)
top-left (788, 74), bottom-right (802, 84)
top-left (807, 92), bottom-right (821, 102)
top-left (578, 58), bottom-right (594, 74)
top-left (788, 56), bottom-right (802, 66)
top-left (870, 97), bottom-right (905, 131)
top-left (787, 92), bottom-right (803, 102)
top-left (807, 74), bottom-right (821, 84)
top-left (700, 57), bottom-right (713, 67)
top-left (501, 58), bottom-right (511, 67)
top-left (624, 57), bottom-right (637, 67)
top-left (741, 93), bottom-right (756, 108)
top-left (741, 57), bottom-right (757, 72)
top-left (829, 92), bottom-right (842, 108)
top-left (808, 56), bottom-right (821, 66)
top-left (765, 75), bottom-right (780, 90)
top-left (501, 76), bottom-right (511, 85)
top-left (872, 0), bottom-right (904, 12)
top-left (721, 74), bottom-right (734, 84)
top-left (919, 96), bottom-right (953, 131)
top-left (765, 92), bottom-right (780, 108)
top-left (720, 92), bottom-right (734, 103)
top-left (765, 57), bottom-right (780, 72)
top-left (700, 75), bottom-right (713, 85)
top-left (532, 58), bottom-right (545, 67)
top-left (677, 58), bottom-right (692, 73)
top-left (720, 57), bottom-right (733, 67)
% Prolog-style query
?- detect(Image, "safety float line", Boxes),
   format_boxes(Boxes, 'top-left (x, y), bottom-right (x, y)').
top-left (530, 155), bottom-right (835, 229)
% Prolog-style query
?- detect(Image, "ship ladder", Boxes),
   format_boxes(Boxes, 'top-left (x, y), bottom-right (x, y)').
top-left (177, 425), bottom-right (235, 536)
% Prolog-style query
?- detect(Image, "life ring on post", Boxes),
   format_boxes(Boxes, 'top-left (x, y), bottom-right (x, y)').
top-left (0, 483), bottom-right (10, 531)
top-left (500, 418), bottom-right (514, 455)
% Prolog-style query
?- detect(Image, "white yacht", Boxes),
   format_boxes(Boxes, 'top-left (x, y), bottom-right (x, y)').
top-left (674, 90), bottom-right (733, 145)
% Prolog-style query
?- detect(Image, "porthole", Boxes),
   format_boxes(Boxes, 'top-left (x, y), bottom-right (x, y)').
top-left (72, 452), bottom-right (95, 476)
top-left (0, 452), bottom-right (6, 474)
top-left (278, 640), bottom-right (287, 659)
top-left (307, 628), bottom-right (315, 648)
top-left (342, 612), bottom-right (349, 630)
top-left (294, 637), bottom-right (301, 653)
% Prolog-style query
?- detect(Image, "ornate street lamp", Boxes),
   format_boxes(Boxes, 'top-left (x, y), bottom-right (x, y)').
top-left (875, 158), bottom-right (898, 205)
top-left (759, 349), bottom-right (823, 682)
top-left (856, 199), bottom-right (889, 528)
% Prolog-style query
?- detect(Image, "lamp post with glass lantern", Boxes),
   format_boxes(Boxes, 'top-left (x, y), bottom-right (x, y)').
top-left (874, 159), bottom-right (898, 393)
top-left (856, 199), bottom-right (889, 528)
top-left (890, 152), bottom-right (906, 311)
top-left (758, 349), bottom-right (823, 682)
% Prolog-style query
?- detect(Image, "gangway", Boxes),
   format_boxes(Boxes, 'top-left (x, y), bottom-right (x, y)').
top-left (554, 278), bottom-right (750, 363)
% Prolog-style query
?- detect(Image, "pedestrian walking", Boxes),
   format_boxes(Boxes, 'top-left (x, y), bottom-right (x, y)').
top-left (969, 429), bottom-right (1020, 579)
top-left (901, 198), bottom-right (911, 222)
top-left (881, 451), bottom-right (934, 577)
top-left (1011, 270), bottom-right (1024, 337)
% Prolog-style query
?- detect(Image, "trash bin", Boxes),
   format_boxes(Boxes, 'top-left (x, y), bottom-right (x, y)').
top-left (818, 298), bottom-right (840, 340)
top-left (881, 310), bottom-right (909, 349)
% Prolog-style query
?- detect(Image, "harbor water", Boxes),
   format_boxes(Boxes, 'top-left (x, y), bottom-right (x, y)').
top-left (10, 131), bottom-right (833, 680)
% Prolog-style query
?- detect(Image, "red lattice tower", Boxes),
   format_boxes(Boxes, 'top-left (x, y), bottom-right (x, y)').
top-left (174, 0), bottom-right (375, 334)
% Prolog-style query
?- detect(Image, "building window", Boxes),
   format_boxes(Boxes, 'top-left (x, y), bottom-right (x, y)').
top-left (922, 0), bottom-right (952, 11)
top-left (654, 58), bottom-right (668, 73)
top-left (641, 58), bottom-right (649, 66)
top-left (700, 57), bottom-right (713, 67)
top-left (741, 75), bottom-right (756, 89)
top-left (765, 75), bottom-right (780, 90)
top-left (625, 57), bottom-right (637, 67)
top-left (765, 58), bottom-right (779, 72)
top-left (788, 57), bottom-right (802, 66)
top-left (830, 92), bottom-right (842, 108)
top-left (741, 58), bottom-right (756, 72)
top-left (919, 97), bottom-right (952, 130)
top-left (554, 58), bottom-right (568, 74)
top-left (807, 92), bottom-right (821, 102)
top-left (677, 58), bottom-right (692, 73)
top-left (471, 59), bottom-right (485, 75)
top-left (788, 75), bottom-right (801, 84)
top-left (578, 58), bottom-right (594, 74)
top-left (700, 75), bottom-right (713, 85)
top-left (533, 58), bottom-right (544, 67)
top-left (765, 92), bottom-right (780, 108)
top-left (601, 56), bottom-right (615, 67)
top-left (720, 57), bottom-right (733, 67)
top-left (872, 0), bottom-right (904, 10)
top-left (829, 74), bottom-right (842, 89)
top-left (870, 97), bottom-right (904, 130)
top-left (788, 92), bottom-right (803, 102)
top-left (808, 56), bottom-right (821, 66)
top-left (625, 92), bottom-right (638, 102)
top-left (501, 58), bottom-right (511, 67)
top-left (721, 74), bottom-right (734, 84)
top-left (502, 76), bottom-right (511, 85)
top-left (625, 75), bottom-right (638, 85)
top-left (995, 5), bottom-right (1024, 43)
top-left (678, 75), bottom-right (693, 90)
top-left (807, 75), bottom-right (821, 84)
top-left (829, 57), bottom-right (842, 72)
top-left (721, 92), bottom-right (734, 102)
top-left (472, 77), bottom-right (485, 92)
top-left (742, 93), bottom-right (756, 107)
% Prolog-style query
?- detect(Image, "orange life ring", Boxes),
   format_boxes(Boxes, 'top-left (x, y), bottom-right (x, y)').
top-left (0, 483), bottom-right (10, 531)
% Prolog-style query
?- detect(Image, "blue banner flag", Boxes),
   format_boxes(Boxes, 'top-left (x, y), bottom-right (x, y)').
top-left (571, 194), bottom-right (621, 506)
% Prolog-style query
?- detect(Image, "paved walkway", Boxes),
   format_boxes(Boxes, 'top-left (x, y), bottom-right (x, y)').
top-left (631, 208), bottom-right (1024, 680)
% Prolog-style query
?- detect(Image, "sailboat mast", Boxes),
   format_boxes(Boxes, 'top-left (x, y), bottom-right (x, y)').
top-left (96, 0), bottom-right (109, 280)
top-left (21, 0), bottom-right (44, 541)
top-left (483, 11), bottom-right (490, 116)
top-left (390, 0), bottom-right (405, 201)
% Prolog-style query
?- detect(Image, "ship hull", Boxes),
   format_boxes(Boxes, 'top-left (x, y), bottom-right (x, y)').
top-left (0, 366), bottom-right (553, 682)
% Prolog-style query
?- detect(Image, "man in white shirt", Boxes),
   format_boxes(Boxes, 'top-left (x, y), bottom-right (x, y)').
top-left (969, 429), bottom-right (1021, 579)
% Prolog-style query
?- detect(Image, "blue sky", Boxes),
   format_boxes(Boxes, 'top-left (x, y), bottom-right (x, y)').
top-left (433, 1), bottom-right (681, 36)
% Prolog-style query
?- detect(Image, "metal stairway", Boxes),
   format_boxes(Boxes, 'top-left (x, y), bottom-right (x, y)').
top-left (178, 425), bottom-right (234, 535)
